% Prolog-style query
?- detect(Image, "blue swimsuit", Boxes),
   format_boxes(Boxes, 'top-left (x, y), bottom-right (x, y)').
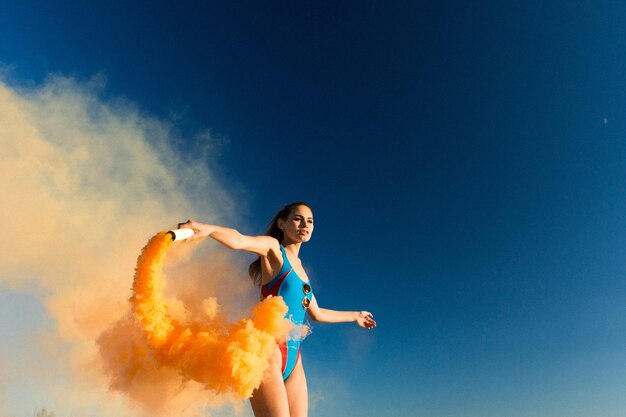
top-left (261, 245), bottom-right (313, 380)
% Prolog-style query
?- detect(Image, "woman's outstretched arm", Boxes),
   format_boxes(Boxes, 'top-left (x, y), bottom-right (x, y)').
top-left (178, 220), bottom-right (279, 256)
top-left (307, 296), bottom-right (376, 329)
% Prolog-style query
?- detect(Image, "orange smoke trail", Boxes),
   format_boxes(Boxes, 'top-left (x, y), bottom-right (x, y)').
top-left (98, 232), bottom-right (293, 403)
top-left (130, 233), bottom-right (175, 348)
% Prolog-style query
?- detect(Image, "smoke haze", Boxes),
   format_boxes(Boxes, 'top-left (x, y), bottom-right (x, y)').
top-left (0, 75), bottom-right (259, 416)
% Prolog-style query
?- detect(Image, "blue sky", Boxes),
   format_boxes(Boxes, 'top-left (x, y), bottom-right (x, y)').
top-left (1, 1), bottom-right (626, 416)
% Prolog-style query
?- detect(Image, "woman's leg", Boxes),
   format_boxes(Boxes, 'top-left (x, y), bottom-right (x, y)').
top-left (250, 346), bottom-right (290, 417)
top-left (285, 356), bottom-right (308, 417)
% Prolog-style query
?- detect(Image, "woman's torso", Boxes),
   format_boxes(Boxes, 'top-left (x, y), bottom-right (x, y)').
top-left (260, 245), bottom-right (312, 326)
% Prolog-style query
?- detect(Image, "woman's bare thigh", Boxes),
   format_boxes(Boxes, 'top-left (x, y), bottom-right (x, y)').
top-left (249, 347), bottom-right (290, 417)
top-left (285, 356), bottom-right (308, 417)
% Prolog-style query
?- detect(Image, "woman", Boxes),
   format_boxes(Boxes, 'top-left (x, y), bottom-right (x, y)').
top-left (179, 202), bottom-right (376, 417)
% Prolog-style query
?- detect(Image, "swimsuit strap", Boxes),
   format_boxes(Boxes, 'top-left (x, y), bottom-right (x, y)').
top-left (279, 244), bottom-right (293, 270)
top-left (262, 244), bottom-right (292, 291)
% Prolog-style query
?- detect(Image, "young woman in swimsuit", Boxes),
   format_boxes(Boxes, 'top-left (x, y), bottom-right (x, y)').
top-left (178, 202), bottom-right (376, 417)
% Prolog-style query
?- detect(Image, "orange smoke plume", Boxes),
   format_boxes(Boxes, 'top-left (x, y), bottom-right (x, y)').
top-left (98, 232), bottom-right (292, 405)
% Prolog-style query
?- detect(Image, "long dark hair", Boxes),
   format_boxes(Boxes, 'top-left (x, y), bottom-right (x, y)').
top-left (248, 201), bottom-right (311, 286)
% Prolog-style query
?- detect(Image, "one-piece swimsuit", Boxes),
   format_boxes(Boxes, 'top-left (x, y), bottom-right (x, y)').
top-left (261, 245), bottom-right (313, 380)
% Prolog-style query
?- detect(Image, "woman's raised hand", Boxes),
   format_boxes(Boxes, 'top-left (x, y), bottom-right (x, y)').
top-left (177, 220), bottom-right (214, 241)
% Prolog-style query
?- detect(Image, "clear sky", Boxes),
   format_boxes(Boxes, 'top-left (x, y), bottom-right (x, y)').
top-left (1, 1), bottom-right (626, 417)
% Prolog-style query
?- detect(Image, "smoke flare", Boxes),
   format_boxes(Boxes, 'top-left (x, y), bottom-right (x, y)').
top-left (98, 232), bottom-right (293, 404)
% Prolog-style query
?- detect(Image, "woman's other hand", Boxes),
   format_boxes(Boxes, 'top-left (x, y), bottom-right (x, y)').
top-left (356, 311), bottom-right (376, 330)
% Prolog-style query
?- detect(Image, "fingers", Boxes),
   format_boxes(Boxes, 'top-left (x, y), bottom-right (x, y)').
top-left (359, 311), bottom-right (376, 329)
top-left (360, 321), bottom-right (375, 330)
top-left (178, 219), bottom-right (193, 229)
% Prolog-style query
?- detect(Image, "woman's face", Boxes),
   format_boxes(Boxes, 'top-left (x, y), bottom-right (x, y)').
top-left (279, 205), bottom-right (314, 244)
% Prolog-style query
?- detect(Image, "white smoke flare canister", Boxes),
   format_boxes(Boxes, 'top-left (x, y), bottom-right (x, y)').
top-left (167, 228), bottom-right (195, 241)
